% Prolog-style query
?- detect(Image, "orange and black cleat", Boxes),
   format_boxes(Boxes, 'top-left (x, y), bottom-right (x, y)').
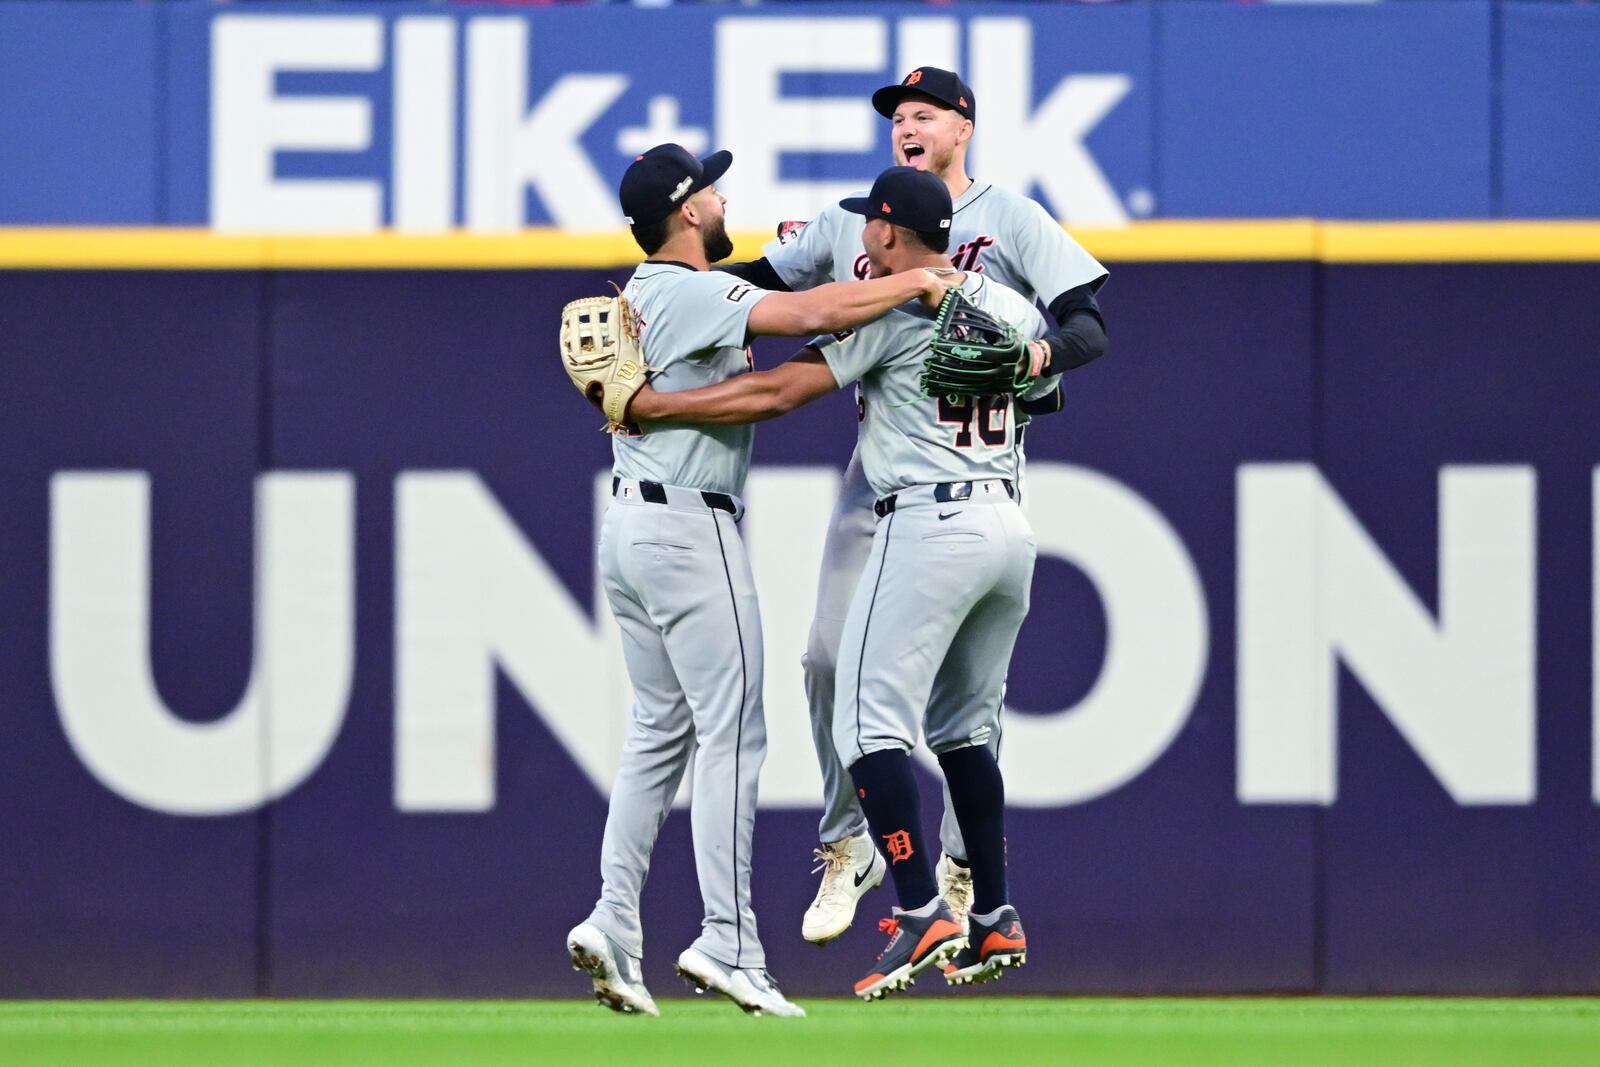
top-left (944, 904), bottom-right (1027, 986)
top-left (853, 898), bottom-right (968, 1001)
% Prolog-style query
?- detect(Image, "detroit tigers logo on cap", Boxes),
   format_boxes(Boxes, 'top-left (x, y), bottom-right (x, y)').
top-left (872, 67), bottom-right (976, 123)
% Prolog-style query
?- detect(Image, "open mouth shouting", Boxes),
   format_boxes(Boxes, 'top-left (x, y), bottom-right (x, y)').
top-left (900, 141), bottom-right (928, 168)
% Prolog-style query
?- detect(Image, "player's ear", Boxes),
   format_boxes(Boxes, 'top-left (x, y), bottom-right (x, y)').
top-left (682, 187), bottom-right (719, 229)
top-left (955, 119), bottom-right (973, 147)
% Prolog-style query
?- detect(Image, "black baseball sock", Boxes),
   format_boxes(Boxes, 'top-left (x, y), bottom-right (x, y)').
top-left (937, 744), bottom-right (1008, 915)
top-left (848, 749), bottom-right (938, 910)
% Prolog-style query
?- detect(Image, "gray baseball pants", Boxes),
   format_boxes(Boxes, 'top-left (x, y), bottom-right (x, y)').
top-left (584, 479), bottom-right (766, 969)
top-left (833, 481), bottom-right (1035, 769)
top-left (802, 451), bottom-right (1008, 855)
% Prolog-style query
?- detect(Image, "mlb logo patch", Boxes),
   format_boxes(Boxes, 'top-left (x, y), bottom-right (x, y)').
top-left (775, 220), bottom-right (808, 245)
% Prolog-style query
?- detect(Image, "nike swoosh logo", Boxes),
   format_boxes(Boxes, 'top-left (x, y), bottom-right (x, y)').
top-left (854, 867), bottom-right (875, 888)
top-left (938, 511), bottom-right (959, 521)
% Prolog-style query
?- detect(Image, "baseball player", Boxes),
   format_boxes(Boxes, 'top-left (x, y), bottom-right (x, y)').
top-left (627, 166), bottom-right (1056, 996)
top-left (718, 67), bottom-right (1109, 943)
top-left (564, 144), bottom-right (958, 1018)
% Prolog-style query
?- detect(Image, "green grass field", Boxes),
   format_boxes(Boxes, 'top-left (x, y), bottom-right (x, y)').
top-left (3, 998), bottom-right (1599, 1067)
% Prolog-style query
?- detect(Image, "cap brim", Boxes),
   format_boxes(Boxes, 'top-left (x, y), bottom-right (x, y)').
top-left (873, 85), bottom-right (950, 119)
top-left (698, 149), bottom-right (732, 188)
top-left (871, 85), bottom-right (911, 119)
top-left (872, 85), bottom-right (969, 122)
top-left (838, 195), bottom-right (877, 218)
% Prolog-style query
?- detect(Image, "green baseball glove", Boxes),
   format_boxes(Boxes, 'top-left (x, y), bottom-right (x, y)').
top-left (920, 290), bottom-right (1036, 399)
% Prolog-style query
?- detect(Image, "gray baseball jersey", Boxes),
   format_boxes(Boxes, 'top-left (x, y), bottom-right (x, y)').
top-left (612, 264), bottom-right (770, 498)
top-left (813, 272), bottom-right (1053, 500)
top-left (584, 262), bottom-right (774, 972)
top-left (764, 180), bottom-right (1107, 307)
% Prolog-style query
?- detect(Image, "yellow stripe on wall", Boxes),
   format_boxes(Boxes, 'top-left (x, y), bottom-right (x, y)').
top-left (1317, 221), bottom-right (1600, 263)
top-left (1076, 220), bottom-right (1319, 261)
top-left (1, 221), bottom-right (1598, 269)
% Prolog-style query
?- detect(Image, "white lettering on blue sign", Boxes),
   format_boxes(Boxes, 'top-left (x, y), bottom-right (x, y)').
top-left (207, 13), bottom-right (1132, 232)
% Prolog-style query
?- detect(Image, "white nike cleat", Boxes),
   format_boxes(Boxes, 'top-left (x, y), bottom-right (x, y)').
top-left (802, 831), bottom-right (886, 945)
top-left (566, 922), bottom-right (659, 1017)
top-left (675, 948), bottom-right (806, 1017)
top-left (936, 853), bottom-right (974, 934)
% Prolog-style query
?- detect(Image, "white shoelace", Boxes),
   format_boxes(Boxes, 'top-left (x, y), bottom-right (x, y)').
top-left (810, 845), bottom-right (853, 904)
top-left (942, 869), bottom-right (973, 918)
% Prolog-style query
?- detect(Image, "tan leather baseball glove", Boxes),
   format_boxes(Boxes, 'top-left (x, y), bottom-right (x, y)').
top-left (558, 285), bottom-right (651, 434)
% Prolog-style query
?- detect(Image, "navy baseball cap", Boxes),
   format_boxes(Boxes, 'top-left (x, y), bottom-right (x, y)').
top-left (872, 66), bottom-right (976, 124)
top-left (839, 166), bottom-right (953, 234)
top-left (619, 144), bottom-right (732, 226)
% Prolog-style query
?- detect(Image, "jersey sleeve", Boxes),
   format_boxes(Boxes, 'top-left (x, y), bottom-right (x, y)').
top-left (668, 273), bottom-right (772, 355)
top-left (761, 202), bottom-right (845, 291)
top-left (813, 321), bottom-right (889, 389)
top-left (1012, 198), bottom-right (1108, 300)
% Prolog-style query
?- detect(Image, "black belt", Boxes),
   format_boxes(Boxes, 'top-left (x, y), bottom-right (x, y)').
top-left (874, 479), bottom-right (1014, 517)
top-left (612, 476), bottom-right (736, 515)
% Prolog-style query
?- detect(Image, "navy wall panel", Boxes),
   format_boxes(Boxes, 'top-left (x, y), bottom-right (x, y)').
top-left (0, 261), bottom-right (1595, 995)
top-left (262, 270), bottom-right (620, 995)
top-left (1316, 264), bottom-right (1600, 993)
top-left (0, 273), bottom-right (265, 995)
top-left (1015, 263), bottom-right (1319, 993)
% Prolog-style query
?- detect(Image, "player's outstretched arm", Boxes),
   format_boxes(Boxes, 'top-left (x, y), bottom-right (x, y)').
top-left (746, 271), bottom-right (956, 338)
top-left (629, 349), bottom-right (837, 425)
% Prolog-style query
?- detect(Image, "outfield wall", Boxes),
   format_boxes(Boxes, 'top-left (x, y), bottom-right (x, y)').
top-left (2, 244), bottom-right (1597, 997)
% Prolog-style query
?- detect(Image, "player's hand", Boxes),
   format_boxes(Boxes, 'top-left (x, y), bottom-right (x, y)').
top-left (916, 267), bottom-right (964, 310)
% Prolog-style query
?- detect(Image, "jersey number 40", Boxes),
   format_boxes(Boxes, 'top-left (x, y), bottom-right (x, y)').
top-left (937, 396), bottom-right (1008, 448)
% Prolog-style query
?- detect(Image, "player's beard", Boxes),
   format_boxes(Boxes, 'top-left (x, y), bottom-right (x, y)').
top-left (701, 216), bottom-right (735, 263)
